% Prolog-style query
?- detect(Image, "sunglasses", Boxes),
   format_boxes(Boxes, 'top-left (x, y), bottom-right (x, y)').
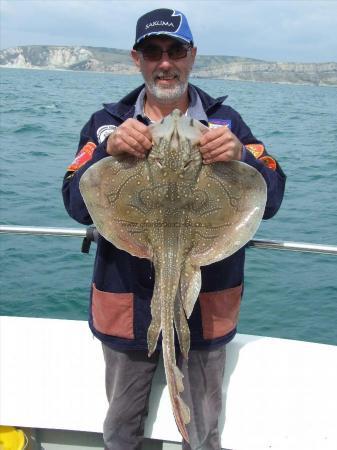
top-left (138, 43), bottom-right (192, 61)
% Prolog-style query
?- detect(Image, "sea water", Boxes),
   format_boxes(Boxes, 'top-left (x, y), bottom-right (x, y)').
top-left (0, 68), bottom-right (336, 345)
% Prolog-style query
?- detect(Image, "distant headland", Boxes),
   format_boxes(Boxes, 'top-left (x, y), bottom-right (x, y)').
top-left (1, 45), bottom-right (336, 86)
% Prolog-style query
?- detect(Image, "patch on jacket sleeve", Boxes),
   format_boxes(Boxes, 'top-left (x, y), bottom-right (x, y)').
top-left (245, 143), bottom-right (265, 159)
top-left (97, 125), bottom-right (117, 144)
top-left (260, 155), bottom-right (277, 171)
top-left (245, 143), bottom-right (277, 171)
top-left (208, 119), bottom-right (231, 129)
top-left (67, 141), bottom-right (96, 172)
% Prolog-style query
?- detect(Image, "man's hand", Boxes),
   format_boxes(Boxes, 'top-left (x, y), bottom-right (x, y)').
top-left (106, 119), bottom-right (152, 158)
top-left (199, 126), bottom-right (243, 164)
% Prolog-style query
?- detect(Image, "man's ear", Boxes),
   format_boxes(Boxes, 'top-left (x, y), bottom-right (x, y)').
top-left (131, 49), bottom-right (141, 68)
top-left (188, 46), bottom-right (197, 71)
top-left (191, 46), bottom-right (197, 63)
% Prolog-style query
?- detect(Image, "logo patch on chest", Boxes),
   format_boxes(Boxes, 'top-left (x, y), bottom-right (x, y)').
top-left (208, 119), bottom-right (231, 129)
top-left (97, 125), bottom-right (117, 144)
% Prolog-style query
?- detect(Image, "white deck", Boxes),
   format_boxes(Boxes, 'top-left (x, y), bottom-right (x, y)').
top-left (1, 316), bottom-right (337, 449)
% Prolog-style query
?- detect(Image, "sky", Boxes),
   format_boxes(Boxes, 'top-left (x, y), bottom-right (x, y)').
top-left (1, 0), bottom-right (337, 63)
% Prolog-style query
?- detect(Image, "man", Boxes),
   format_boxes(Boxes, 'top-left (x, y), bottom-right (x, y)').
top-left (62, 8), bottom-right (286, 450)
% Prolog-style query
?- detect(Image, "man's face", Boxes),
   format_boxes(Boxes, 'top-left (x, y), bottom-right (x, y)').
top-left (131, 36), bottom-right (197, 103)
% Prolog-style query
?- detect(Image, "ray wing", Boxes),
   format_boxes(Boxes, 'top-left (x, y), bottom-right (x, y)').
top-left (189, 160), bottom-right (267, 265)
top-left (79, 155), bottom-right (153, 259)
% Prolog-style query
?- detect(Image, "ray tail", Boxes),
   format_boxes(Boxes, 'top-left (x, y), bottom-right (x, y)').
top-left (151, 243), bottom-right (191, 442)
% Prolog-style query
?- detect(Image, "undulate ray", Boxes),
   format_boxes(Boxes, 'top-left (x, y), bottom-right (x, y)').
top-left (79, 109), bottom-right (267, 442)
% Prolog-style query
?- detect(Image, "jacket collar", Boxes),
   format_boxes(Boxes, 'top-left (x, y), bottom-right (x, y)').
top-left (103, 83), bottom-right (227, 121)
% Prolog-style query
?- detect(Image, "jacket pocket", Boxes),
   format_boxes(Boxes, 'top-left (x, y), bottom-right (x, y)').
top-left (199, 284), bottom-right (242, 340)
top-left (92, 283), bottom-right (134, 339)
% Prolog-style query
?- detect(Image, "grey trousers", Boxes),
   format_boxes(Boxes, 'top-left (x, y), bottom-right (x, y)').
top-left (102, 343), bottom-right (226, 450)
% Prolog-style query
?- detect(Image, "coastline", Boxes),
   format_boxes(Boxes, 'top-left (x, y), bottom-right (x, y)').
top-left (1, 45), bottom-right (336, 87)
top-left (1, 65), bottom-right (336, 87)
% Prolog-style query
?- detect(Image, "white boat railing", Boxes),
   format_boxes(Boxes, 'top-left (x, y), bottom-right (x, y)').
top-left (0, 224), bottom-right (337, 255)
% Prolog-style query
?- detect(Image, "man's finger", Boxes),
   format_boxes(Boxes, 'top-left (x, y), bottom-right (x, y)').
top-left (200, 134), bottom-right (230, 154)
top-left (119, 125), bottom-right (152, 151)
top-left (122, 133), bottom-right (150, 155)
top-left (121, 130), bottom-right (148, 152)
top-left (199, 125), bottom-right (229, 146)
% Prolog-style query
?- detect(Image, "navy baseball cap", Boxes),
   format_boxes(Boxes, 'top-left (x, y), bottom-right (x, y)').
top-left (133, 8), bottom-right (194, 49)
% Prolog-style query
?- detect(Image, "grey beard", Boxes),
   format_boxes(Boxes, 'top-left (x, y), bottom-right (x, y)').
top-left (146, 80), bottom-right (188, 104)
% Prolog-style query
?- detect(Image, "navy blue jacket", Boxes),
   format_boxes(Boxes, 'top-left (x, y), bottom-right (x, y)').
top-left (62, 84), bottom-right (286, 351)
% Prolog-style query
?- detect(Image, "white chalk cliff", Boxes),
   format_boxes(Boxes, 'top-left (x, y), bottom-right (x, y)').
top-left (1, 45), bottom-right (336, 86)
